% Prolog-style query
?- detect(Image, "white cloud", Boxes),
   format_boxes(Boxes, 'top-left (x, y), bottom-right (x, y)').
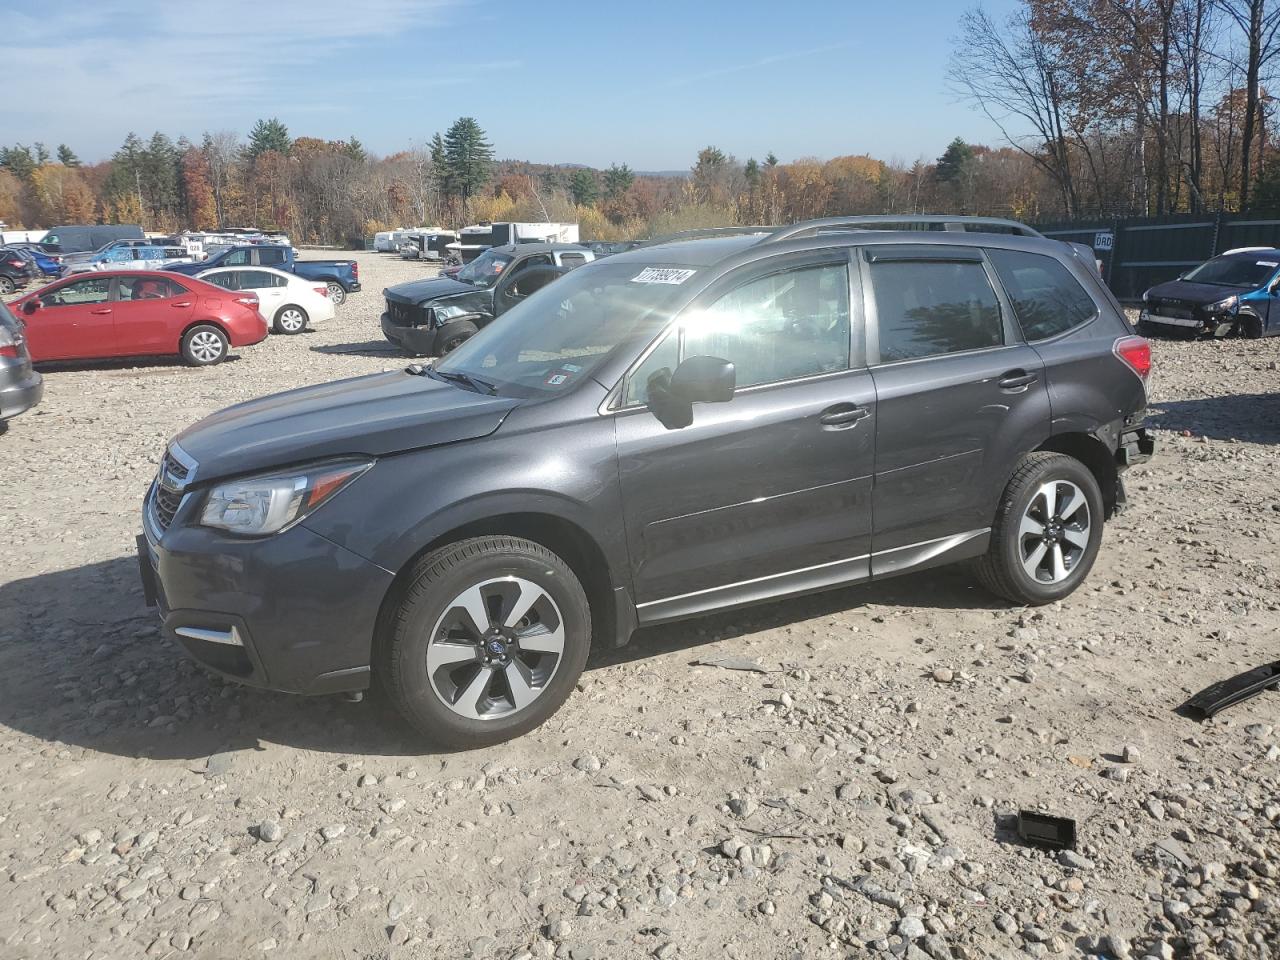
top-left (3, 0), bottom-right (510, 157)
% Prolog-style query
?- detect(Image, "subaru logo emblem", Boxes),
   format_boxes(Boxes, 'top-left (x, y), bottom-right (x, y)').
top-left (487, 640), bottom-right (505, 656)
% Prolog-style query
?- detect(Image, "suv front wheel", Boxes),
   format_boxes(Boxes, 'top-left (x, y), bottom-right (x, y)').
top-left (975, 452), bottom-right (1104, 605)
top-left (379, 536), bottom-right (591, 748)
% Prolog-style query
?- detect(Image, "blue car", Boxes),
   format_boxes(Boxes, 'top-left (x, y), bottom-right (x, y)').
top-left (1140, 248), bottom-right (1280, 338)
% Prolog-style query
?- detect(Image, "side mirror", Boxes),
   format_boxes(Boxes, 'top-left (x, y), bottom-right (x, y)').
top-left (1270, 277), bottom-right (1280, 294)
top-left (21, 300), bottom-right (40, 316)
top-left (646, 355), bottom-right (735, 430)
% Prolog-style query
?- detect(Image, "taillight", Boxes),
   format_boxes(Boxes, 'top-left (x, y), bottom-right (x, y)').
top-left (351, 262), bottom-right (359, 277)
top-left (313, 286), bottom-right (328, 297)
top-left (1114, 335), bottom-right (1151, 381)
top-left (7, 259), bottom-right (23, 268)
top-left (234, 295), bottom-right (259, 307)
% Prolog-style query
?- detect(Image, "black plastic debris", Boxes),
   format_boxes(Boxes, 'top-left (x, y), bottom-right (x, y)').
top-left (1177, 661), bottom-right (1280, 720)
top-left (1016, 810), bottom-right (1077, 851)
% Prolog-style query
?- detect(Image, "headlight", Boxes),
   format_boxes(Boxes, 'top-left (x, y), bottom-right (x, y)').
top-left (1209, 295), bottom-right (1238, 312)
top-left (200, 460), bottom-right (373, 536)
top-left (432, 302), bottom-right (472, 325)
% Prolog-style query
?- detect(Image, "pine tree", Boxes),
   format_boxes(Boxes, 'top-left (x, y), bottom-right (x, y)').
top-left (344, 137), bottom-right (368, 162)
top-left (602, 163), bottom-right (635, 200)
top-left (764, 152), bottom-right (779, 168)
top-left (104, 133), bottom-right (147, 220)
top-left (56, 144), bottom-right (80, 167)
top-left (33, 142), bottom-right (50, 165)
top-left (0, 145), bottom-right (37, 181)
top-left (569, 169), bottom-right (599, 206)
top-left (744, 158), bottom-right (760, 186)
top-left (246, 118), bottom-right (292, 159)
top-left (935, 138), bottom-right (975, 183)
top-left (441, 117), bottom-right (494, 201)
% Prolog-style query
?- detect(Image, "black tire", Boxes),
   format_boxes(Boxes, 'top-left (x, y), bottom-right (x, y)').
top-left (378, 536), bottom-right (591, 749)
top-left (1238, 314), bottom-right (1265, 339)
top-left (325, 281), bottom-right (347, 306)
top-left (273, 304), bottom-right (308, 334)
top-left (180, 324), bottom-right (229, 366)
top-left (974, 452), bottom-right (1104, 605)
top-left (436, 319), bottom-right (479, 355)
top-left (0, 277), bottom-right (14, 295)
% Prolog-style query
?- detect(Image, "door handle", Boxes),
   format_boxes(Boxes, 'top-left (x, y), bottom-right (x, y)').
top-left (819, 403), bottom-right (871, 428)
top-left (90, 307), bottom-right (112, 315)
top-left (172, 301), bottom-right (192, 307)
top-left (998, 370), bottom-right (1037, 391)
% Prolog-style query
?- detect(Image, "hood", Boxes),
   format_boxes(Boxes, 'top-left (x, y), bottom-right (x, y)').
top-left (1145, 278), bottom-right (1252, 305)
top-left (384, 275), bottom-right (480, 304)
top-left (174, 369), bottom-right (520, 480)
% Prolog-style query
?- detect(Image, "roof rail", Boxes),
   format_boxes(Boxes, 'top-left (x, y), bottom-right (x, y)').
top-left (637, 225), bottom-right (778, 247)
top-left (760, 215), bottom-right (1044, 244)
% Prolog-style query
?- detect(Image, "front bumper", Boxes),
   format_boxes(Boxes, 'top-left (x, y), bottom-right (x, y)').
top-left (0, 367), bottom-right (43, 421)
top-left (1139, 307), bottom-right (1234, 337)
top-left (381, 311), bottom-right (439, 356)
top-left (140, 485), bottom-right (394, 695)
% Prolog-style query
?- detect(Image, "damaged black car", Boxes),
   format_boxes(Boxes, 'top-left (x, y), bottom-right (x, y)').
top-left (381, 243), bottom-right (595, 356)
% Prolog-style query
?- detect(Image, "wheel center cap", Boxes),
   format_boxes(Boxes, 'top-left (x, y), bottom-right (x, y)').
top-left (486, 639), bottom-right (506, 656)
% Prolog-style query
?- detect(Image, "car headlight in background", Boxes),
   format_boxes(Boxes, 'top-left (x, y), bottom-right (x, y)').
top-left (200, 460), bottom-right (373, 536)
top-left (1208, 295), bottom-right (1239, 312)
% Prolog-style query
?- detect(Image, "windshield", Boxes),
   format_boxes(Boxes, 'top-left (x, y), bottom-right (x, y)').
top-left (1183, 254), bottom-right (1279, 288)
top-left (434, 261), bottom-right (698, 398)
top-left (456, 249), bottom-right (513, 288)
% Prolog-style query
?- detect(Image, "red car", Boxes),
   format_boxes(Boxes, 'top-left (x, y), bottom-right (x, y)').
top-left (11, 271), bottom-right (268, 366)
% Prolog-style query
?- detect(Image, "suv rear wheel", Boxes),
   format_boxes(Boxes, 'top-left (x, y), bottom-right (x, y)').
top-left (975, 452), bottom-right (1104, 605)
top-left (379, 536), bottom-right (591, 748)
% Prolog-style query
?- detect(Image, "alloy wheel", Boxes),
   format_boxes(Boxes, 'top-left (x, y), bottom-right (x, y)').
top-left (1018, 480), bottom-right (1091, 583)
top-left (326, 282), bottom-right (346, 305)
top-left (278, 307), bottom-right (306, 332)
top-left (425, 576), bottom-right (566, 720)
top-left (189, 330), bottom-right (225, 363)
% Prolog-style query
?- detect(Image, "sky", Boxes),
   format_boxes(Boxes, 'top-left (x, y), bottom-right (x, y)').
top-left (3, 0), bottom-right (1029, 170)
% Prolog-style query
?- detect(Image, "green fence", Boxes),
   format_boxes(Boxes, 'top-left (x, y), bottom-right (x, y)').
top-left (1034, 212), bottom-right (1280, 302)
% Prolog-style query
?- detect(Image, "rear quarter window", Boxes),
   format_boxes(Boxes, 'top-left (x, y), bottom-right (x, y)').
top-left (988, 249), bottom-right (1097, 341)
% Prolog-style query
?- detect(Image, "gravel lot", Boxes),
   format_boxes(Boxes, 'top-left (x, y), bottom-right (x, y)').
top-left (0, 251), bottom-right (1277, 960)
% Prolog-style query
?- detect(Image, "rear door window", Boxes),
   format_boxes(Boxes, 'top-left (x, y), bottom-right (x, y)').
top-left (868, 255), bottom-right (1003, 363)
top-left (223, 249), bottom-right (250, 266)
top-left (987, 249), bottom-right (1097, 340)
top-left (256, 247), bottom-right (287, 266)
top-left (203, 271), bottom-right (239, 290)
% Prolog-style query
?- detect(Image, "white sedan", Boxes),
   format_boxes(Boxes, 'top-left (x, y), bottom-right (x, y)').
top-left (195, 266), bottom-right (335, 334)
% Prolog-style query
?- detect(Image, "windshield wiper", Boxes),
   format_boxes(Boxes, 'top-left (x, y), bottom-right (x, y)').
top-left (430, 367), bottom-right (498, 395)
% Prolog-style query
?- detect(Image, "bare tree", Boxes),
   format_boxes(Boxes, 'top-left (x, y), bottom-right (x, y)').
top-left (1216, 0), bottom-right (1280, 207)
top-left (950, 6), bottom-right (1079, 216)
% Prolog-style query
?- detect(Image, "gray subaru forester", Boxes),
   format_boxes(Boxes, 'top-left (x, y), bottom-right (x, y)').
top-left (140, 217), bottom-right (1154, 748)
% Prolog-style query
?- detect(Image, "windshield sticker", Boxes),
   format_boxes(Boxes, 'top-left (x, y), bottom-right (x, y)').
top-left (561, 362), bottom-right (583, 372)
top-left (631, 267), bottom-right (697, 285)
top-left (544, 373), bottom-right (569, 386)
top-left (1258, 260), bottom-right (1278, 267)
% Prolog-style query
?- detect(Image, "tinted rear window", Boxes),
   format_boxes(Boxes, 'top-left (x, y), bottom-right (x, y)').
top-left (988, 249), bottom-right (1097, 340)
top-left (870, 258), bottom-right (1003, 362)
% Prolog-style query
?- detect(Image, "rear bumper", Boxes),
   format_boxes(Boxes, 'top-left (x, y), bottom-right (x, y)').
top-left (0, 367), bottom-right (43, 421)
top-left (1118, 424), bottom-right (1155, 467)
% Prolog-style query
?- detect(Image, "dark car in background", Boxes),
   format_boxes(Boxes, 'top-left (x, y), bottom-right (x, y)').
top-left (0, 301), bottom-right (43, 427)
top-left (381, 243), bottom-right (594, 355)
top-left (1139, 249), bottom-right (1280, 338)
top-left (141, 217), bottom-right (1153, 749)
top-left (0, 249), bottom-right (37, 295)
top-left (38, 224), bottom-right (145, 255)
top-left (2, 244), bottom-right (62, 278)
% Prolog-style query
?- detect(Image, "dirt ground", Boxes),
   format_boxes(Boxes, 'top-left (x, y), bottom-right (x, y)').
top-left (0, 251), bottom-right (1277, 960)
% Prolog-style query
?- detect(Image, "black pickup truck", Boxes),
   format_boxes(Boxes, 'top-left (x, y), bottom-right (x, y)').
top-left (381, 242), bottom-right (594, 355)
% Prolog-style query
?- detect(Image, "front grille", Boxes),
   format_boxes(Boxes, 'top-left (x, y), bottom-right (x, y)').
top-left (386, 299), bottom-right (427, 327)
top-left (153, 484), bottom-right (183, 531)
top-left (150, 446), bottom-right (196, 534)
top-left (1150, 300), bottom-right (1195, 320)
